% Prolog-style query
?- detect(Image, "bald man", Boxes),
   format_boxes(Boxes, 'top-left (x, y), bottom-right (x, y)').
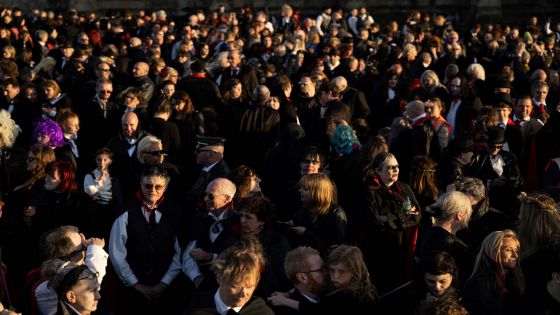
top-left (331, 76), bottom-right (370, 120)
top-left (106, 112), bottom-right (150, 196)
top-left (393, 100), bottom-right (441, 182)
top-left (182, 177), bottom-right (240, 290)
top-left (132, 61), bottom-right (155, 103)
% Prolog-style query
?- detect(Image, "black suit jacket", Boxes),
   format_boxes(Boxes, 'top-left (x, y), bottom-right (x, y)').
top-left (184, 160), bottom-right (231, 215)
top-left (449, 93), bottom-right (483, 139)
top-left (340, 87), bottom-right (370, 120)
top-left (184, 291), bottom-right (274, 315)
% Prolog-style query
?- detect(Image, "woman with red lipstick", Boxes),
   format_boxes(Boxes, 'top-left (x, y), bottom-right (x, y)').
top-left (357, 151), bottom-right (421, 293)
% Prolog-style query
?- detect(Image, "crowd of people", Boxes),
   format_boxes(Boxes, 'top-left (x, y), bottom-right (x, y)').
top-left (0, 3), bottom-right (559, 315)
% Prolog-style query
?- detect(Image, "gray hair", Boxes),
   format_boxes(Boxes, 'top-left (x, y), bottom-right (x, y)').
top-left (466, 63), bottom-right (486, 81)
top-left (435, 191), bottom-right (472, 222)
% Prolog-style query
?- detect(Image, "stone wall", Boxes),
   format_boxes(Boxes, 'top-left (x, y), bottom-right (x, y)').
top-left (8, 0), bottom-right (560, 24)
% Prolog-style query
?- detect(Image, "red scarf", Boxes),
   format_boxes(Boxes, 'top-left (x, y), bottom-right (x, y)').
top-left (135, 191), bottom-right (165, 212)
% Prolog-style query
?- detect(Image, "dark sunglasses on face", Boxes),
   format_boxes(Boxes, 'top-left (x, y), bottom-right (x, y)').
top-left (387, 164), bottom-right (399, 171)
top-left (145, 150), bottom-right (165, 156)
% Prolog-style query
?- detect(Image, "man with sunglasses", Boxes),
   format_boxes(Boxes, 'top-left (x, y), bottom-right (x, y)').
top-left (109, 166), bottom-right (182, 314)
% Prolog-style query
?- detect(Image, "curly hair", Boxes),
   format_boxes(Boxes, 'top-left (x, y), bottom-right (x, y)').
top-left (0, 109), bottom-right (21, 148)
top-left (327, 245), bottom-right (377, 302)
top-left (25, 144), bottom-right (56, 189)
top-left (33, 119), bottom-right (64, 147)
top-left (231, 165), bottom-right (258, 200)
top-left (518, 192), bottom-right (560, 257)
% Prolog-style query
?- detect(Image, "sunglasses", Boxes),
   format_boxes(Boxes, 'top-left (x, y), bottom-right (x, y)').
top-left (145, 150), bottom-right (165, 156)
top-left (387, 164), bottom-right (399, 171)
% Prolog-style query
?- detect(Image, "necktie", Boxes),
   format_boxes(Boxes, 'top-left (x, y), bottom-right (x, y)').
top-left (148, 210), bottom-right (156, 230)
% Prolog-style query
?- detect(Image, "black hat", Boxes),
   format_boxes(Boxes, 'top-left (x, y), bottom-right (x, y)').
top-left (495, 80), bottom-right (512, 89)
top-left (190, 60), bottom-right (206, 73)
top-left (61, 41), bottom-right (73, 49)
top-left (493, 92), bottom-right (513, 108)
top-left (329, 49), bottom-right (341, 57)
top-left (449, 137), bottom-right (474, 155)
top-left (196, 135), bottom-right (225, 148)
top-left (486, 126), bottom-right (506, 145)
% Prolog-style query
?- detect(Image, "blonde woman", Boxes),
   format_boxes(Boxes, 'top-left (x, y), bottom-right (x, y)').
top-left (517, 192), bottom-right (560, 258)
top-left (288, 173), bottom-right (347, 253)
top-left (463, 230), bottom-right (524, 315)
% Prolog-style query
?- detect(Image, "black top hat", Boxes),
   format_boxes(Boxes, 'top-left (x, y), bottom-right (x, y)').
top-left (495, 80), bottom-right (512, 89)
top-left (486, 126), bottom-right (506, 145)
top-left (493, 92), bottom-right (513, 108)
top-left (196, 135), bottom-right (225, 148)
top-left (190, 60), bottom-right (206, 73)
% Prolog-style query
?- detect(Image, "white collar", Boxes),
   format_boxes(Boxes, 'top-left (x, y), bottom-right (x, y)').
top-left (411, 113), bottom-right (427, 124)
top-left (214, 290), bottom-right (243, 315)
top-left (202, 161), bottom-right (219, 173)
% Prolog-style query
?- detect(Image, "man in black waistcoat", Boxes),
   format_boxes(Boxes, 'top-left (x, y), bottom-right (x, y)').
top-left (109, 166), bottom-right (182, 315)
top-left (182, 178), bottom-right (240, 291)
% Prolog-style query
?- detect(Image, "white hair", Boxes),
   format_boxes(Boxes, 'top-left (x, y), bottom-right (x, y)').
top-left (0, 110), bottom-right (20, 148)
top-left (209, 178), bottom-right (236, 198)
top-left (466, 63), bottom-right (486, 81)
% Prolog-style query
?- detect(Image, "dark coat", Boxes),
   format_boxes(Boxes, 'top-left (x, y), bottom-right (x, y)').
top-left (465, 150), bottom-right (523, 217)
top-left (232, 102), bottom-right (281, 172)
top-left (184, 160), bottom-right (231, 216)
top-left (359, 178), bottom-right (421, 291)
top-left (299, 289), bottom-right (378, 315)
top-left (149, 117), bottom-right (181, 162)
top-left (290, 203), bottom-right (347, 254)
top-left (79, 97), bottom-right (119, 167)
top-left (184, 291), bottom-right (274, 315)
top-left (177, 75), bottom-right (224, 110)
top-left (418, 226), bottom-right (474, 286)
top-left (340, 87), bottom-right (370, 120)
top-left (448, 93), bottom-right (483, 139)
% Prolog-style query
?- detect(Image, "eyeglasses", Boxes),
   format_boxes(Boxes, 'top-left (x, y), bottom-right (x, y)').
top-left (490, 144), bottom-right (504, 149)
top-left (143, 184), bottom-right (165, 191)
top-left (302, 159), bottom-right (320, 165)
top-left (145, 150), bottom-right (165, 156)
top-left (386, 164), bottom-right (399, 171)
top-left (97, 68), bottom-right (110, 72)
top-left (205, 193), bottom-right (226, 200)
top-left (299, 81), bottom-right (311, 86)
top-left (301, 266), bottom-right (326, 273)
top-left (100, 90), bottom-right (112, 94)
top-left (78, 271), bottom-right (98, 281)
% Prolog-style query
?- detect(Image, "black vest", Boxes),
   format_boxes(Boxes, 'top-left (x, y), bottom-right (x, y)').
top-left (125, 202), bottom-right (178, 285)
